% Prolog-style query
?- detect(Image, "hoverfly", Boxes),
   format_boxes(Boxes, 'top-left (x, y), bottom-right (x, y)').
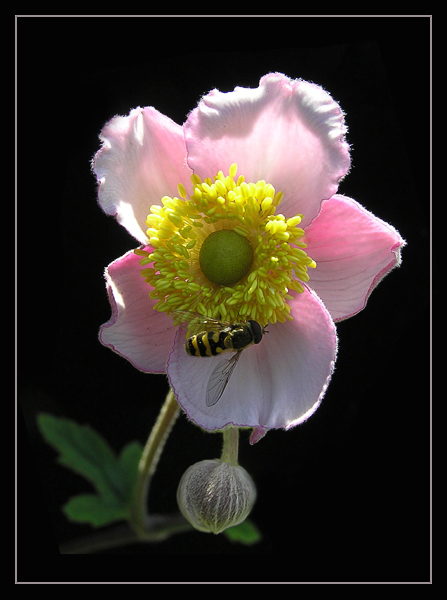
top-left (173, 311), bottom-right (268, 408)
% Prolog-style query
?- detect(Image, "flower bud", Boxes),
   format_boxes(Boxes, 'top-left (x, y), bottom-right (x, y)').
top-left (177, 459), bottom-right (256, 534)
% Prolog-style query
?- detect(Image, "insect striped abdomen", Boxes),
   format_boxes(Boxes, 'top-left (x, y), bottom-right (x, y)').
top-left (186, 329), bottom-right (232, 357)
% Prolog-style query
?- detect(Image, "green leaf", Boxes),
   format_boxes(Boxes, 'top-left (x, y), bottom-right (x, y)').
top-left (223, 519), bottom-right (262, 545)
top-left (117, 441), bottom-right (144, 499)
top-left (63, 494), bottom-right (127, 527)
top-left (37, 413), bottom-right (143, 527)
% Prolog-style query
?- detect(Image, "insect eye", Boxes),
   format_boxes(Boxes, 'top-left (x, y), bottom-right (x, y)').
top-left (248, 320), bottom-right (264, 344)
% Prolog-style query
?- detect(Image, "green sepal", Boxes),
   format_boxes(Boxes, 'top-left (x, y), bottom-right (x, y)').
top-left (37, 413), bottom-right (143, 527)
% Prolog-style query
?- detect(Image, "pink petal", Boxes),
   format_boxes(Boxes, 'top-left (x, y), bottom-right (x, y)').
top-left (304, 195), bottom-right (406, 322)
top-left (184, 72), bottom-right (350, 227)
top-left (249, 426), bottom-right (268, 444)
top-left (100, 248), bottom-right (176, 373)
top-left (167, 287), bottom-right (337, 433)
top-left (93, 107), bottom-right (193, 244)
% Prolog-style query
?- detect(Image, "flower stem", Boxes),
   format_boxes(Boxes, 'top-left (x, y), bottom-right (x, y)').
top-left (220, 426), bottom-right (239, 466)
top-left (59, 514), bottom-right (192, 554)
top-left (130, 387), bottom-right (180, 537)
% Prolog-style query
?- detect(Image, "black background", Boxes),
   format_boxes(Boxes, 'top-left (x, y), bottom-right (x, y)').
top-left (17, 15), bottom-right (431, 583)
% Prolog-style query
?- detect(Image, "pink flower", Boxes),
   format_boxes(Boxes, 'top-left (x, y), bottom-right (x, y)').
top-left (93, 73), bottom-right (405, 442)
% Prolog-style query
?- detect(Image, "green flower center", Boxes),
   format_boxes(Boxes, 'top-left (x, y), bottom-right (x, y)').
top-left (135, 164), bottom-right (316, 326)
top-left (199, 229), bottom-right (254, 286)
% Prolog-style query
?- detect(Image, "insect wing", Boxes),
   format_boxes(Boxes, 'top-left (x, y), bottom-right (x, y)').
top-left (206, 351), bottom-right (243, 407)
top-left (172, 310), bottom-right (226, 332)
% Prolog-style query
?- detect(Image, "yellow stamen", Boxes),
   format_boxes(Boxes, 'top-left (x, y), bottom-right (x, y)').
top-left (135, 164), bottom-right (316, 326)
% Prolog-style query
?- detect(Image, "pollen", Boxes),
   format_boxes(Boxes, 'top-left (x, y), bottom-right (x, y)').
top-left (135, 164), bottom-right (316, 326)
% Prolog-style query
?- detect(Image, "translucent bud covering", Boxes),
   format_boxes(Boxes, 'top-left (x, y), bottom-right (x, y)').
top-left (177, 459), bottom-right (257, 534)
